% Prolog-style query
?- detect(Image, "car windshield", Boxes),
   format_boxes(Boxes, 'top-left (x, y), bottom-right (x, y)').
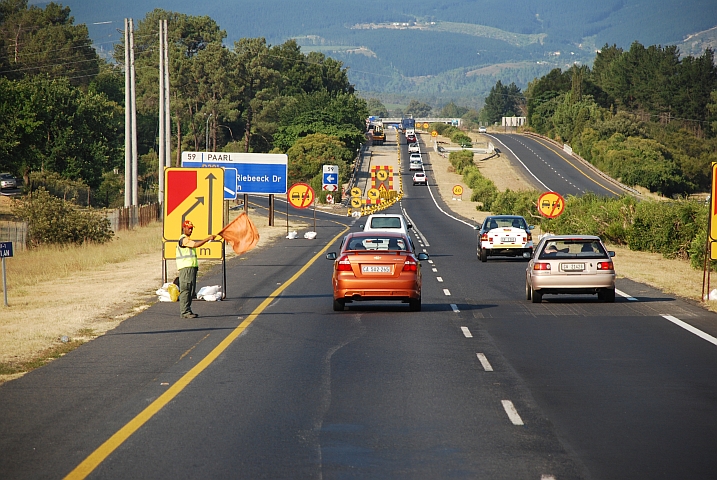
top-left (485, 217), bottom-right (527, 230)
top-left (369, 217), bottom-right (402, 229)
top-left (346, 236), bottom-right (409, 252)
top-left (539, 239), bottom-right (607, 259)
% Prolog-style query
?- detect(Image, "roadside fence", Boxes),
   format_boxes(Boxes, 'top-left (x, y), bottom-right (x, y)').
top-left (0, 221), bottom-right (27, 251)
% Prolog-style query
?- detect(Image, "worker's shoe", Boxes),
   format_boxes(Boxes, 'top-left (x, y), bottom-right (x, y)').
top-left (181, 313), bottom-right (198, 318)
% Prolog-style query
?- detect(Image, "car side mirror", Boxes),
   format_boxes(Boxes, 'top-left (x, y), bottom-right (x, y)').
top-left (473, 225), bottom-right (480, 230)
top-left (417, 253), bottom-right (429, 261)
top-left (528, 225), bottom-right (535, 231)
top-left (359, 224), bottom-right (364, 229)
top-left (326, 252), bottom-right (337, 260)
top-left (608, 251), bottom-right (615, 257)
top-left (407, 223), bottom-right (413, 229)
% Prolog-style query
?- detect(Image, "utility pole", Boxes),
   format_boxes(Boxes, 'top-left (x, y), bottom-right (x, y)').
top-left (158, 19), bottom-right (165, 204)
top-left (130, 18), bottom-right (138, 206)
top-left (124, 18), bottom-right (132, 207)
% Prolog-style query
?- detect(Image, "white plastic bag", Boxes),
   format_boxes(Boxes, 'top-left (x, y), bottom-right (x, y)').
top-left (287, 231), bottom-right (298, 239)
top-left (304, 231), bottom-right (317, 240)
top-left (197, 285), bottom-right (222, 301)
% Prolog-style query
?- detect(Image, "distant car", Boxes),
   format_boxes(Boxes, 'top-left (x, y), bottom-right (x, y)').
top-left (406, 134), bottom-right (417, 143)
top-left (412, 172), bottom-right (427, 185)
top-left (526, 235), bottom-right (616, 303)
top-left (475, 215), bottom-right (534, 262)
top-left (361, 213), bottom-right (412, 236)
top-left (408, 143), bottom-right (420, 153)
top-left (478, 126), bottom-right (487, 133)
top-left (0, 173), bottom-right (17, 190)
top-left (326, 231), bottom-right (429, 311)
top-left (409, 160), bottom-right (423, 171)
top-left (409, 153), bottom-right (422, 162)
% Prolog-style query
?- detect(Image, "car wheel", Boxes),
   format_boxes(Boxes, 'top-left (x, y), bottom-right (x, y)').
top-left (600, 288), bottom-right (616, 303)
top-left (531, 286), bottom-right (542, 303)
top-left (333, 298), bottom-right (345, 311)
top-left (525, 280), bottom-right (532, 300)
top-left (480, 248), bottom-right (488, 262)
top-left (409, 297), bottom-right (421, 312)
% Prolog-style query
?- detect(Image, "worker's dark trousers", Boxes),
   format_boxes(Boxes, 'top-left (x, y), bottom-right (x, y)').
top-left (179, 266), bottom-right (198, 316)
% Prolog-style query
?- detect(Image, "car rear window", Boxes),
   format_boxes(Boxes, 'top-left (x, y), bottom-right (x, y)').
top-left (347, 236), bottom-right (409, 251)
top-left (539, 240), bottom-right (607, 259)
top-left (370, 217), bottom-right (401, 229)
top-left (486, 217), bottom-right (527, 230)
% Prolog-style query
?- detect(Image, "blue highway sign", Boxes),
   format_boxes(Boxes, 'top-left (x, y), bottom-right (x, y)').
top-left (182, 152), bottom-right (288, 199)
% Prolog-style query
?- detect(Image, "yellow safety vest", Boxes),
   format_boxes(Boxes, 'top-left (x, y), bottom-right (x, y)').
top-left (176, 234), bottom-right (198, 269)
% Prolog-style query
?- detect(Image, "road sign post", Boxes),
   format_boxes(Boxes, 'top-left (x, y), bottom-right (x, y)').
top-left (0, 241), bottom-right (13, 306)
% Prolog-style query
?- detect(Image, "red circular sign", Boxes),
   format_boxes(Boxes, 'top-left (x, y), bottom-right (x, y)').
top-left (287, 183), bottom-right (315, 209)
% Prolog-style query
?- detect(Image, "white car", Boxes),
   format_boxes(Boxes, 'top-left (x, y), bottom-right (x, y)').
top-left (408, 143), bottom-right (420, 153)
top-left (475, 215), bottom-right (534, 262)
top-left (361, 213), bottom-right (412, 236)
top-left (478, 126), bottom-right (487, 133)
top-left (412, 172), bottom-right (427, 185)
top-left (409, 153), bottom-right (422, 163)
top-left (409, 160), bottom-right (423, 171)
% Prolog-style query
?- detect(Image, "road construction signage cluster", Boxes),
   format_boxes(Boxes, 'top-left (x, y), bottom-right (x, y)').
top-left (181, 151), bottom-right (287, 199)
top-left (163, 167), bottom-right (224, 259)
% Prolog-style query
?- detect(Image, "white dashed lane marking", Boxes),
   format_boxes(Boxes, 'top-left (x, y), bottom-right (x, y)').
top-left (662, 315), bottom-right (717, 347)
top-left (436, 277), bottom-right (443, 282)
top-left (450, 304), bottom-right (460, 313)
top-left (476, 353), bottom-right (493, 371)
top-left (461, 327), bottom-right (472, 338)
top-left (616, 289), bottom-right (637, 301)
top-left (443, 289), bottom-right (451, 296)
top-left (501, 400), bottom-right (524, 425)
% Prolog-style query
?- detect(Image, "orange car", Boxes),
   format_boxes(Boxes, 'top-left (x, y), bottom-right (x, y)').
top-left (326, 232), bottom-right (429, 311)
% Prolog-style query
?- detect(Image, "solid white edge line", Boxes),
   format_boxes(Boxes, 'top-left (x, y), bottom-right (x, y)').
top-left (487, 134), bottom-right (551, 191)
top-left (501, 400), bottom-right (525, 425)
top-left (461, 326), bottom-right (472, 338)
top-left (616, 289), bottom-right (638, 301)
top-left (476, 353), bottom-right (493, 372)
top-left (451, 304), bottom-right (460, 312)
top-left (443, 289), bottom-right (451, 296)
top-left (661, 315), bottom-right (717, 347)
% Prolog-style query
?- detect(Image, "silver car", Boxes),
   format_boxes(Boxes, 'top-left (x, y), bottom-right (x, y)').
top-left (526, 235), bottom-right (616, 303)
top-left (0, 173), bottom-right (17, 190)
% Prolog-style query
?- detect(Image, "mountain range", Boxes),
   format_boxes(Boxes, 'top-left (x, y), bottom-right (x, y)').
top-left (34, 0), bottom-right (717, 108)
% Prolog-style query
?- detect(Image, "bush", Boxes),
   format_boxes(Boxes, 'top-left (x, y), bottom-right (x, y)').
top-left (12, 188), bottom-right (114, 247)
top-left (449, 150), bottom-right (474, 174)
top-left (627, 200), bottom-right (703, 259)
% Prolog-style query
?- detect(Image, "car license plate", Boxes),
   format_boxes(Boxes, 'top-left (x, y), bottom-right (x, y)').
top-left (562, 263), bottom-right (585, 272)
top-left (362, 265), bottom-right (391, 273)
top-left (501, 237), bottom-right (516, 243)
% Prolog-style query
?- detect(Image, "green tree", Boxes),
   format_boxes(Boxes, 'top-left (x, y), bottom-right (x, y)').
top-left (0, 1), bottom-right (100, 86)
top-left (440, 101), bottom-right (468, 118)
top-left (405, 99), bottom-right (432, 117)
top-left (286, 133), bottom-right (353, 185)
top-left (366, 98), bottom-right (388, 117)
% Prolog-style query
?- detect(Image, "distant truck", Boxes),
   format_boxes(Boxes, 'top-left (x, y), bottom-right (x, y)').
top-left (367, 119), bottom-right (385, 146)
top-left (401, 118), bottom-right (416, 137)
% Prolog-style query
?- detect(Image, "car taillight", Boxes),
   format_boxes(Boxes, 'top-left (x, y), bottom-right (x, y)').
top-left (527, 232), bottom-right (532, 241)
top-left (403, 258), bottom-right (418, 272)
top-left (597, 261), bottom-right (614, 270)
top-left (481, 233), bottom-right (488, 242)
top-left (336, 255), bottom-right (352, 271)
top-left (533, 262), bottom-right (551, 271)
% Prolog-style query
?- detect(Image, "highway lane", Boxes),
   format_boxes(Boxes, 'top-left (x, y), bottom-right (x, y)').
top-left (402, 134), bottom-right (717, 479)
top-left (489, 133), bottom-right (633, 198)
top-left (2, 136), bottom-right (717, 478)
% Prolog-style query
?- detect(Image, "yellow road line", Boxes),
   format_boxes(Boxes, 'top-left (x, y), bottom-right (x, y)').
top-left (64, 224), bottom-right (350, 480)
top-left (530, 137), bottom-right (623, 196)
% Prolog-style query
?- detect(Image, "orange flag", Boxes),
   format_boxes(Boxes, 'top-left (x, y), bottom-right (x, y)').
top-left (217, 212), bottom-right (260, 255)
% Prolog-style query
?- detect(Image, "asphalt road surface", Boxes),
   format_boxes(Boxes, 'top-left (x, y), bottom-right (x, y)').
top-left (1, 137), bottom-right (716, 479)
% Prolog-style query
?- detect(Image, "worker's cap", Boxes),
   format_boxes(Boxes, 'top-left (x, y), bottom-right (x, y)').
top-left (183, 220), bottom-right (194, 229)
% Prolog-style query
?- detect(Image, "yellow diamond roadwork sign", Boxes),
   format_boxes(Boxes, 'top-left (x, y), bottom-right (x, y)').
top-left (163, 167), bottom-right (224, 259)
top-left (537, 191), bottom-right (566, 218)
